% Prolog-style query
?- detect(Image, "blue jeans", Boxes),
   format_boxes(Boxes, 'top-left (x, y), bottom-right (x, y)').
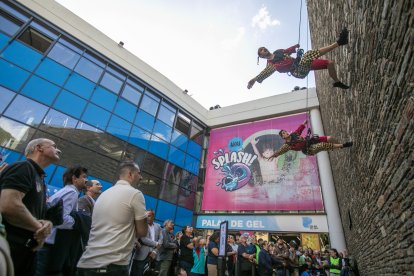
top-left (77, 264), bottom-right (129, 276)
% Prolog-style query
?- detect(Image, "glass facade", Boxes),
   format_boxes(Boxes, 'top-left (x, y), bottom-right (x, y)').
top-left (0, 2), bottom-right (207, 229)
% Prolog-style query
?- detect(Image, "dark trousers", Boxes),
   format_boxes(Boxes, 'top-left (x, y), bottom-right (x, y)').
top-left (35, 229), bottom-right (81, 276)
top-left (77, 264), bottom-right (129, 276)
top-left (8, 240), bottom-right (36, 276)
top-left (179, 260), bottom-right (193, 275)
top-left (130, 259), bottom-right (146, 276)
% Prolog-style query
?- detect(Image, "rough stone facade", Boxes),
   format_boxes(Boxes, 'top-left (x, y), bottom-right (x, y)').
top-left (307, 0), bottom-right (413, 275)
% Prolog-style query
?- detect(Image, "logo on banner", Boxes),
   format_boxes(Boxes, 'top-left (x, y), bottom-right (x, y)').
top-left (211, 137), bottom-right (258, 192)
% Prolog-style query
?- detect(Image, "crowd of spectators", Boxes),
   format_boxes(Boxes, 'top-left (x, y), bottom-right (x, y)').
top-left (0, 138), bottom-right (359, 276)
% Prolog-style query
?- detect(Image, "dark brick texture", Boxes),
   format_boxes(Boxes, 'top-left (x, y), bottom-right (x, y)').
top-left (307, 0), bottom-right (413, 275)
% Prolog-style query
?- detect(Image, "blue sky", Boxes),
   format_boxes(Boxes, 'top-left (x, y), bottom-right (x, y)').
top-left (57, 0), bottom-right (315, 108)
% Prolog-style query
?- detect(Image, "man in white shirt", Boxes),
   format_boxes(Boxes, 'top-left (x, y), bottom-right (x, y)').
top-left (77, 161), bottom-right (148, 275)
top-left (35, 165), bottom-right (88, 276)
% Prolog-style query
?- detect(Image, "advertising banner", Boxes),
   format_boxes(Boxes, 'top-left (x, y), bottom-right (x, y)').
top-left (196, 215), bottom-right (328, 233)
top-left (202, 112), bottom-right (324, 211)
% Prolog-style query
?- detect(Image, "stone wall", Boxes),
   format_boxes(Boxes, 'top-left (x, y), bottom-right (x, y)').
top-left (307, 0), bottom-right (413, 275)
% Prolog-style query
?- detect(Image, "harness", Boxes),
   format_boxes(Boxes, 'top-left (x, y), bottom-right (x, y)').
top-left (287, 129), bottom-right (319, 156)
top-left (271, 49), bottom-right (286, 63)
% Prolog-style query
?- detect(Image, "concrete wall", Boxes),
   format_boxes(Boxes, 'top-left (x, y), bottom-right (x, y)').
top-left (307, 0), bottom-right (413, 275)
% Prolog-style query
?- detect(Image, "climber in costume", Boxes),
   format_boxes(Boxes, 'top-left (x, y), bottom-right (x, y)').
top-left (267, 120), bottom-right (353, 160)
top-left (247, 28), bottom-right (350, 90)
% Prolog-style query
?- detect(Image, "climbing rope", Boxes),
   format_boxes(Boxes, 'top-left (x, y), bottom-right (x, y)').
top-left (303, 0), bottom-right (313, 148)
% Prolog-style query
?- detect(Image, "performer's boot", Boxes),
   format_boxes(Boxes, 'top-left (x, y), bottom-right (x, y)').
top-left (337, 27), bottom-right (349, 46)
top-left (333, 81), bottom-right (350, 89)
top-left (342, 141), bottom-right (353, 148)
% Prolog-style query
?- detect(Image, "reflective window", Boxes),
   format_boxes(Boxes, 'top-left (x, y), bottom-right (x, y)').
top-left (49, 165), bottom-right (66, 188)
top-left (143, 194), bottom-right (158, 211)
top-left (1, 40), bottom-right (42, 71)
top-left (139, 93), bottom-right (159, 117)
top-left (84, 153), bottom-right (118, 183)
top-left (29, 22), bottom-right (58, 40)
top-left (57, 139), bottom-right (119, 181)
top-left (83, 52), bottom-right (106, 68)
top-left (53, 90), bottom-right (87, 118)
top-left (64, 73), bottom-right (95, 99)
top-left (106, 65), bottom-right (126, 81)
top-left (17, 27), bottom-right (52, 53)
top-left (121, 84), bottom-right (142, 105)
top-left (90, 86), bottom-right (117, 111)
top-left (168, 146), bottom-right (185, 168)
top-left (180, 171), bottom-right (197, 192)
top-left (113, 98), bottom-right (137, 123)
top-left (175, 207), bottom-right (193, 227)
top-left (187, 140), bottom-right (202, 160)
top-left (100, 72), bottom-right (123, 94)
top-left (163, 164), bottom-right (182, 184)
top-left (184, 154), bottom-right (199, 175)
top-left (0, 117), bottom-right (35, 151)
top-left (21, 76), bottom-right (60, 105)
top-left (0, 10), bottom-right (22, 36)
top-left (0, 3), bottom-right (29, 22)
top-left (106, 115), bottom-right (132, 141)
top-left (177, 188), bottom-right (195, 210)
top-left (48, 42), bottom-right (81, 69)
top-left (123, 144), bottom-right (147, 168)
top-left (35, 58), bottom-right (71, 86)
top-left (134, 110), bottom-right (155, 132)
top-left (81, 103), bottom-right (111, 130)
top-left (154, 200), bottom-right (176, 222)
top-left (175, 112), bottom-right (191, 135)
top-left (74, 57), bottom-right (103, 82)
top-left (4, 95), bottom-right (48, 126)
top-left (72, 124), bottom-right (125, 161)
top-left (0, 59), bottom-right (30, 91)
top-left (142, 153), bottom-right (166, 176)
top-left (43, 164), bottom-right (56, 185)
top-left (153, 120), bottom-right (172, 142)
top-left (190, 122), bottom-right (204, 145)
top-left (0, 32), bottom-right (10, 50)
top-left (127, 79), bottom-right (145, 92)
top-left (139, 172), bottom-right (161, 198)
top-left (0, 86), bottom-right (15, 113)
top-left (0, 147), bottom-right (21, 168)
top-left (157, 103), bottom-right (176, 126)
top-left (40, 109), bottom-right (78, 138)
top-left (58, 38), bottom-right (83, 54)
top-left (159, 181), bottom-right (178, 204)
top-left (77, 121), bottom-right (103, 133)
top-left (171, 130), bottom-right (188, 151)
top-left (129, 126), bottom-right (151, 150)
top-left (149, 135), bottom-right (169, 159)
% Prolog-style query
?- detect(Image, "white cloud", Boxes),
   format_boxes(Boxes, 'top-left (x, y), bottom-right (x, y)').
top-left (221, 27), bottom-right (245, 50)
top-left (251, 6), bottom-right (280, 30)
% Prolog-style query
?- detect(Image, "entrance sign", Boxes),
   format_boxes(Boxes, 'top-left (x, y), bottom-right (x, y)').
top-left (196, 215), bottom-right (328, 233)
